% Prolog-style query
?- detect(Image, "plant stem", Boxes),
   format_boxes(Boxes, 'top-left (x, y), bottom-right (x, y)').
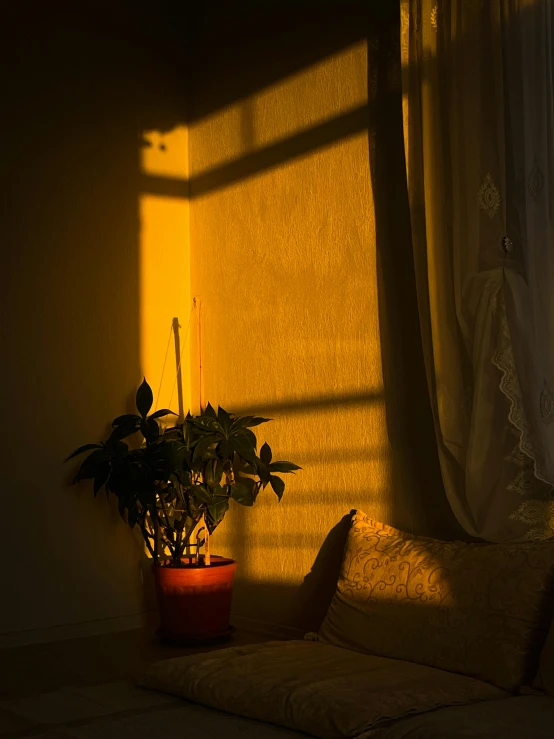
top-left (157, 494), bottom-right (176, 561)
top-left (153, 514), bottom-right (159, 564)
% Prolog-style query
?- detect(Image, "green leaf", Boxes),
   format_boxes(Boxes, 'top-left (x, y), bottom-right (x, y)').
top-left (192, 434), bottom-right (219, 462)
top-left (107, 425), bottom-right (138, 445)
top-left (269, 475), bottom-right (285, 500)
top-left (260, 442), bottom-right (272, 466)
top-left (217, 406), bottom-right (232, 435)
top-left (161, 485), bottom-right (177, 504)
top-left (149, 409), bottom-right (177, 420)
top-left (203, 403), bottom-right (218, 419)
top-left (118, 495), bottom-right (127, 522)
top-left (140, 418), bottom-right (159, 443)
top-left (64, 443), bottom-right (103, 462)
top-left (111, 441), bottom-right (129, 456)
top-left (232, 439), bottom-right (259, 467)
top-left (128, 506), bottom-right (138, 528)
top-left (93, 463), bottom-right (111, 496)
top-left (229, 482), bottom-right (254, 506)
top-left (258, 464), bottom-right (271, 485)
top-left (188, 416), bottom-right (224, 435)
top-left (112, 414), bottom-right (140, 427)
top-left (236, 460), bottom-right (257, 475)
top-left (208, 496), bottom-right (229, 525)
top-left (73, 449), bottom-right (109, 482)
top-left (268, 461), bottom-right (302, 473)
top-left (214, 459), bottom-right (225, 486)
top-left (232, 427), bottom-right (257, 448)
top-left (230, 415), bottom-right (271, 432)
top-left (174, 462), bottom-right (193, 485)
top-left (136, 378), bottom-right (154, 418)
top-left (163, 441), bottom-right (188, 469)
top-left (204, 459), bottom-right (224, 487)
top-left (189, 484), bottom-right (213, 504)
top-left (217, 438), bottom-right (234, 460)
top-left (243, 416), bottom-right (271, 427)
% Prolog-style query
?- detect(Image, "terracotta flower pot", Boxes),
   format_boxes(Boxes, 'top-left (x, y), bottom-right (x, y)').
top-left (154, 556), bottom-right (237, 644)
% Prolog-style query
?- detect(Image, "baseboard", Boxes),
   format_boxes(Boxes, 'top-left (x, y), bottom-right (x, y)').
top-left (230, 613), bottom-right (305, 640)
top-left (0, 610), bottom-right (158, 650)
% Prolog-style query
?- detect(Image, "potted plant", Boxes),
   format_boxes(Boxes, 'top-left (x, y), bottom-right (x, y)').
top-left (66, 379), bottom-right (300, 643)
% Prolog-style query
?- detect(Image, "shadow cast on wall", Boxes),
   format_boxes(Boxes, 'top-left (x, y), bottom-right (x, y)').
top-left (3, 0), bottom-right (469, 635)
top-left (1, 4), bottom-right (191, 633)
top-left (140, 513), bottom-right (352, 634)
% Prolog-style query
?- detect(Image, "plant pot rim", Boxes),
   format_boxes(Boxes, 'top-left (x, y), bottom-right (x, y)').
top-left (154, 555), bottom-right (236, 569)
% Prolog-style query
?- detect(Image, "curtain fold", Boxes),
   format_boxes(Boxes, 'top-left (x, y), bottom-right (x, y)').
top-left (401, 0), bottom-right (554, 540)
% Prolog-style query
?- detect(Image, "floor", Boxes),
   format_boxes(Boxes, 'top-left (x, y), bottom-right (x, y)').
top-left (0, 624), bottom-right (276, 738)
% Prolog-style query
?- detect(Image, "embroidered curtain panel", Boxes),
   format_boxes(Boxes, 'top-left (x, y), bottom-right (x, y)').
top-left (401, 0), bottom-right (554, 540)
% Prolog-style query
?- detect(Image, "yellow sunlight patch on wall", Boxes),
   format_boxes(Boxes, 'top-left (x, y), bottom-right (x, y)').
top-left (141, 126), bottom-right (190, 179)
top-left (139, 126), bottom-right (190, 414)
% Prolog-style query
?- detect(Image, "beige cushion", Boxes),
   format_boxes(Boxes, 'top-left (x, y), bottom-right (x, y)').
top-left (141, 640), bottom-right (506, 739)
top-left (356, 696), bottom-right (554, 739)
top-left (534, 617), bottom-right (554, 695)
top-left (317, 511), bottom-right (554, 691)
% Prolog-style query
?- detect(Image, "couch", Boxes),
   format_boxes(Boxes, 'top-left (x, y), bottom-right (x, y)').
top-left (139, 511), bottom-right (554, 738)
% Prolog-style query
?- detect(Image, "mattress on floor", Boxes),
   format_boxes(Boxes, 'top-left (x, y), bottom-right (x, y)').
top-left (140, 639), bottom-right (507, 739)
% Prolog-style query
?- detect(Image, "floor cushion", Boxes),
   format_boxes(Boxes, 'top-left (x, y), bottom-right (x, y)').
top-left (140, 640), bottom-right (506, 739)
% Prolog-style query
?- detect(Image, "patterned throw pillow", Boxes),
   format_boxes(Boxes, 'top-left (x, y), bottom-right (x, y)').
top-left (317, 511), bottom-right (554, 691)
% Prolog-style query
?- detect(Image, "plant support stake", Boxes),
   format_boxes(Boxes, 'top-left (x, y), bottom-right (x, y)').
top-left (195, 297), bottom-right (204, 413)
top-left (172, 317), bottom-right (185, 420)
top-left (204, 517), bottom-right (211, 566)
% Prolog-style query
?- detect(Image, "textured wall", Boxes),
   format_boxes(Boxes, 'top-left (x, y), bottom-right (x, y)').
top-left (0, 4), bottom-right (460, 638)
top-left (187, 2), bottom-right (466, 630)
top-left (187, 32), bottom-right (448, 631)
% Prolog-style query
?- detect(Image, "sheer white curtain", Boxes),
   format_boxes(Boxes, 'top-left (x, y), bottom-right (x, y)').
top-left (401, 0), bottom-right (554, 540)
